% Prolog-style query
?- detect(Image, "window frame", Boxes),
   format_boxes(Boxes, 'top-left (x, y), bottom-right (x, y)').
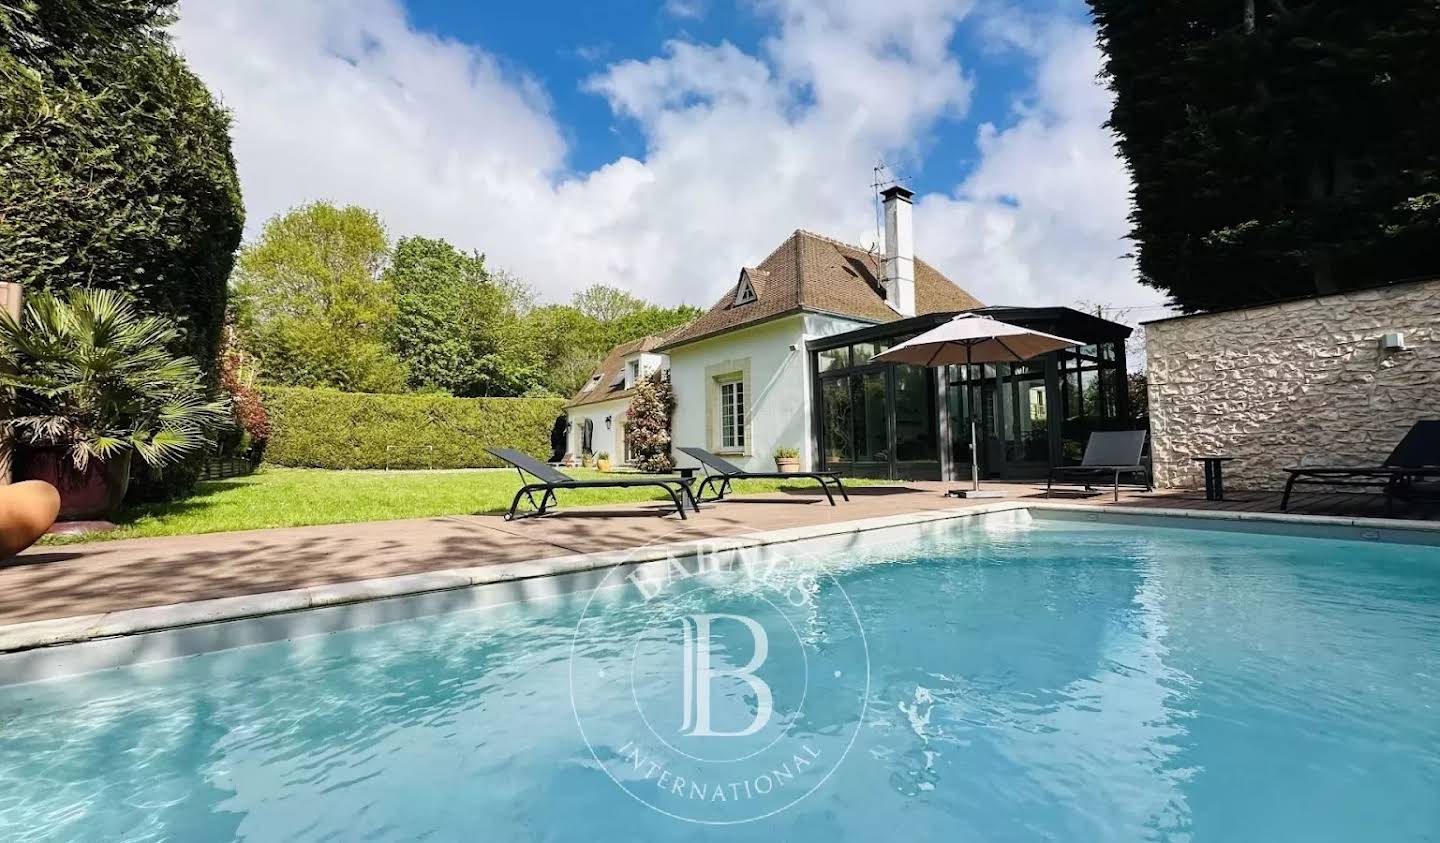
top-left (717, 377), bottom-right (746, 451)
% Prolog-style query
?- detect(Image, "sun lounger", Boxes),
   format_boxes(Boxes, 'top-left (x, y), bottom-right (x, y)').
top-left (486, 447), bottom-right (698, 520)
top-left (677, 447), bottom-right (848, 505)
top-left (1281, 420), bottom-right (1440, 511)
top-left (1046, 430), bottom-right (1152, 502)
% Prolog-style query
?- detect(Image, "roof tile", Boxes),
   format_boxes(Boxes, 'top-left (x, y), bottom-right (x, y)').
top-left (660, 230), bottom-right (982, 349)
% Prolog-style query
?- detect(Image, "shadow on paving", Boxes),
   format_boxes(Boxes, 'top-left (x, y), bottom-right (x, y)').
top-left (0, 486), bottom-right (969, 625)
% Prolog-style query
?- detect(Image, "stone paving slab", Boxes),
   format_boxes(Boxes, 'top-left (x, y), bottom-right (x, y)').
top-left (1, 483), bottom-right (1431, 631)
top-left (0, 485), bottom-right (989, 625)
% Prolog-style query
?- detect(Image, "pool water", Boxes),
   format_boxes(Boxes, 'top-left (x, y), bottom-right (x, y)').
top-left (1, 517), bottom-right (1438, 841)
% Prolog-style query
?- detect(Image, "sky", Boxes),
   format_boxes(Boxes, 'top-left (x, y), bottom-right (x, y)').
top-left (170, 0), bottom-right (1169, 317)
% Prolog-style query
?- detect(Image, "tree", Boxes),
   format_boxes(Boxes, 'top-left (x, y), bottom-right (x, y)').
top-left (504, 284), bottom-right (700, 397)
top-left (572, 284), bottom-right (702, 352)
top-left (1126, 372), bottom-right (1149, 424)
top-left (232, 203), bottom-right (407, 393)
top-left (387, 236), bottom-right (491, 394)
top-left (1089, 0), bottom-right (1440, 311)
top-left (504, 304), bottom-right (604, 398)
top-left (624, 371), bottom-right (676, 472)
top-left (0, 0), bottom-right (244, 367)
top-left (385, 236), bottom-right (542, 396)
top-left (572, 284), bottom-right (647, 324)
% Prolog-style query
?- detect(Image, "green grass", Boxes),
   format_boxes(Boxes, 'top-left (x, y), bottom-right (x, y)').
top-left (43, 467), bottom-right (882, 544)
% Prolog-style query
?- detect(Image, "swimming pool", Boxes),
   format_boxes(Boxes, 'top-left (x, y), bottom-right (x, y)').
top-left (1, 511), bottom-right (1437, 840)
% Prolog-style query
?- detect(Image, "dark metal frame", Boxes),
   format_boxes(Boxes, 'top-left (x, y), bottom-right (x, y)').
top-left (809, 329), bottom-right (945, 481)
top-left (1044, 431), bottom-right (1153, 502)
top-left (1046, 465), bottom-right (1153, 502)
top-left (486, 447), bottom-right (698, 520)
top-left (807, 307), bottom-right (1135, 483)
top-left (1280, 420), bottom-right (1440, 512)
top-left (678, 447), bottom-right (849, 506)
top-left (1280, 467), bottom-right (1439, 512)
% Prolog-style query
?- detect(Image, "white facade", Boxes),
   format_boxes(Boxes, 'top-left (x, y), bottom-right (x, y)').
top-left (667, 313), bottom-right (870, 473)
top-left (565, 348), bottom-right (670, 464)
top-left (628, 351), bottom-right (667, 386)
top-left (566, 397), bottom-right (630, 463)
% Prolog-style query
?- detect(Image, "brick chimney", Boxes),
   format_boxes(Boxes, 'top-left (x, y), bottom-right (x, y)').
top-left (881, 185), bottom-right (916, 317)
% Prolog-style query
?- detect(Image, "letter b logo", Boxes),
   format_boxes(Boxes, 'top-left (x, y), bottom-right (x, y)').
top-left (678, 614), bottom-right (774, 737)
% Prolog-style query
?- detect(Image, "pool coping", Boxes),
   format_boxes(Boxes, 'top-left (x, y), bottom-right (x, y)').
top-left (2, 502), bottom-right (1437, 657)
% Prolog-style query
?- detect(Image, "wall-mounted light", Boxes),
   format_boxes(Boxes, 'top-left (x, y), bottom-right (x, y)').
top-left (1380, 332), bottom-right (1407, 352)
top-left (605, 415), bottom-right (612, 430)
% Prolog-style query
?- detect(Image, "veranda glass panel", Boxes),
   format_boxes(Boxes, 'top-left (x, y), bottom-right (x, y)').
top-left (850, 342), bottom-right (880, 366)
top-left (893, 365), bottom-right (936, 462)
top-left (820, 377), bottom-right (853, 464)
top-left (817, 347), bottom-right (849, 373)
top-left (856, 372), bottom-right (888, 463)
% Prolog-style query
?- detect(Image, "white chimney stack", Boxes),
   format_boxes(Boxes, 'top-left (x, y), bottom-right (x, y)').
top-left (881, 185), bottom-right (916, 317)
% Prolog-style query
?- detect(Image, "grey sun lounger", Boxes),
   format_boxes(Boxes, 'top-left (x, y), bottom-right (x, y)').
top-left (1046, 430), bottom-right (1152, 502)
top-left (1281, 420), bottom-right (1440, 511)
top-left (486, 447), bottom-right (698, 520)
top-left (677, 447), bottom-right (848, 506)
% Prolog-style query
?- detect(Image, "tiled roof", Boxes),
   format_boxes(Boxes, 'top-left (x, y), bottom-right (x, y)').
top-left (565, 332), bottom-right (676, 408)
top-left (658, 230), bottom-right (983, 350)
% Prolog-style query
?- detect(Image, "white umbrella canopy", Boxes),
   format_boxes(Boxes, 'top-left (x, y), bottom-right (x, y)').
top-left (870, 313), bottom-right (1082, 367)
top-left (871, 313), bottom-right (1083, 495)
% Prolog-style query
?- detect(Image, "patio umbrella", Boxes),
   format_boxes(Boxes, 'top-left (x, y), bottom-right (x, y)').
top-left (871, 313), bottom-right (1082, 497)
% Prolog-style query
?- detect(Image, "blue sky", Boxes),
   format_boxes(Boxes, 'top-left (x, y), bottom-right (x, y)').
top-left (403, 0), bottom-right (1070, 190)
top-left (171, 0), bottom-right (1159, 312)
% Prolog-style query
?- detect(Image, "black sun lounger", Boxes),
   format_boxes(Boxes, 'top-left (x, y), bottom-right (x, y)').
top-left (486, 447), bottom-right (698, 520)
top-left (677, 446), bottom-right (848, 506)
top-left (1281, 420), bottom-right (1440, 511)
top-left (1046, 430), bottom-right (1152, 502)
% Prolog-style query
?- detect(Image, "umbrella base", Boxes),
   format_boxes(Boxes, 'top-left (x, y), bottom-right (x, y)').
top-left (946, 489), bottom-right (1009, 499)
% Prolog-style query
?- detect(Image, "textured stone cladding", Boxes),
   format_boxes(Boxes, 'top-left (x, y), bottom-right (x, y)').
top-left (1146, 279), bottom-right (1440, 491)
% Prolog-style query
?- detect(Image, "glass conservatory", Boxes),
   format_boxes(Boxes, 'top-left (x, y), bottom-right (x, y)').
top-left (808, 307), bottom-right (1135, 481)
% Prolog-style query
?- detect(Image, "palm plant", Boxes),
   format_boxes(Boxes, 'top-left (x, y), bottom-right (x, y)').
top-left (0, 289), bottom-right (230, 470)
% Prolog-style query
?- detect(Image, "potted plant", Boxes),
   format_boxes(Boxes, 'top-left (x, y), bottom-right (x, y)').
top-left (595, 452), bottom-right (611, 472)
top-left (774, 446), bottom-right (800, 473)
top-left (0, 290), bottom-right (230, 520)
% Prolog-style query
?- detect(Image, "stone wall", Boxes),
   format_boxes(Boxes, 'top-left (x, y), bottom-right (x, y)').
top-left (1146, 279), bottom-right (1440, 491)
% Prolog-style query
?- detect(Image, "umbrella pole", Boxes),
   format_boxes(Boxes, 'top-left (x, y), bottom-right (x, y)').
top-left (969, 344), bottom-right (980, 492)
top-left (953, 342), bottom-right (1004, 499)
top-left (971, 417), bottom-right (980, 491)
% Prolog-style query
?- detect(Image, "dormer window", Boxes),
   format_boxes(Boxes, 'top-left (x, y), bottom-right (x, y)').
top-left (580, 374), bottom-right (602, 393)
top-left (733, 269), bottom-right (758, 306)
top-left (627, 360), bottom-right (640, 386)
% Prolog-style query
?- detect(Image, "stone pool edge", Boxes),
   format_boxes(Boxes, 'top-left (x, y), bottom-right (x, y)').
top-left (2, 502), bottom-right (1438, 657)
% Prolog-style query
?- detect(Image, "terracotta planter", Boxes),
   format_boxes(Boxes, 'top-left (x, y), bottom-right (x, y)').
top-left (18, 446), bottom-right (132, 520)
top-left (0, 480), bottom-right (61, 558)
top-left (775, 457), bottom-right (800, 474)
top-left (596, 458), bottom-right (612, 472)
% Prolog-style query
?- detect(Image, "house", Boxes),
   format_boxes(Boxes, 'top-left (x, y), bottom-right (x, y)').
top-left (1145, 276), bottom-right (1440, 491)
top-left (563, 334), bottom-right (672, 465)
top-left (660, 186), bottom-right (1136, 481)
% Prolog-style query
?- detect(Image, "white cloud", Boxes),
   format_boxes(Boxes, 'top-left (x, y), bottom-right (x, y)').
top-left (663, 0), bottom-right (708, 20)
top-left (171, 0), bottom-right (1158, 313)
top-left (915, 19), bottom-right (1158, 310)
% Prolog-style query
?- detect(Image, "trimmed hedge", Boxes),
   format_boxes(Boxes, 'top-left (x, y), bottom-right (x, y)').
top-left (263, 386), bottom-right (565, 470)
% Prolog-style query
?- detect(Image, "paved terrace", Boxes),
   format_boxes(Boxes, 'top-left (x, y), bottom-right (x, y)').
top-left (1, 484), bottom-right (1434, 627)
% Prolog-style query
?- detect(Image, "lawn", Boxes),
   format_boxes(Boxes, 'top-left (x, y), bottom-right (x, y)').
top-left (44, 467), bottom-right (881, 544)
